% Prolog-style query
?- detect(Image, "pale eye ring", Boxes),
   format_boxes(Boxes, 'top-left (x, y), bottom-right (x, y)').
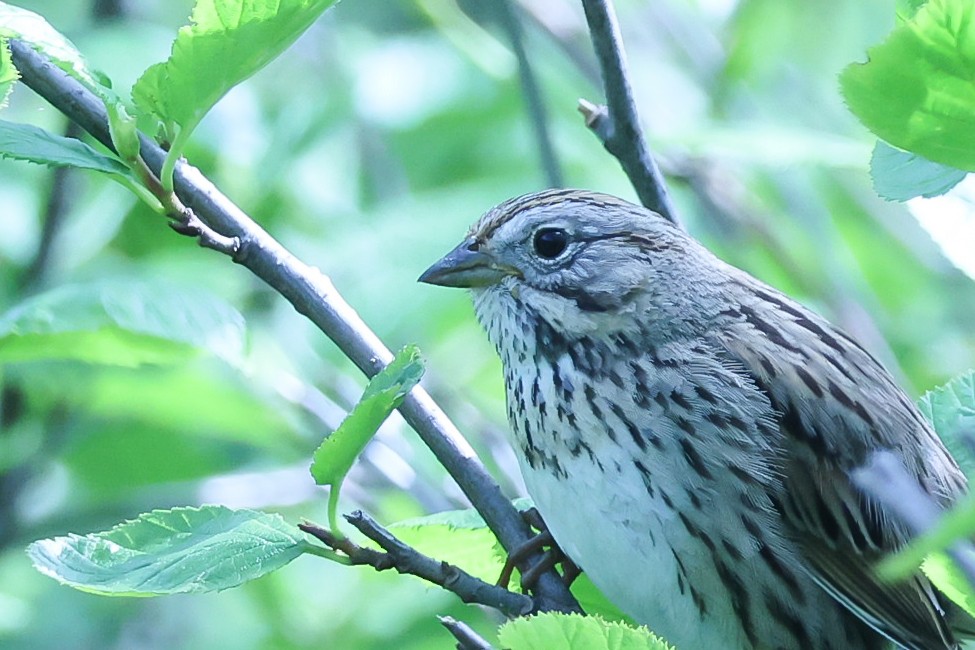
top-left (533, 228), bottom-right (570, 259)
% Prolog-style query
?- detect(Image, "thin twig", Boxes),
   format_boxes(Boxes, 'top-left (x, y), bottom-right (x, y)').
top-left (7, 38), bottom-right (581, 616)
top-left (439, 616), bottom-right (496, 650)
top-left (299, 516), bottom-right (533, 618)
top-left (20, 120), bottom-right (81, 291)
top-left (518, 5), bottom-right (602, 87)
top-left (492, 0), bottom-right (563, 188)
top-left (579, 0), bottom-right (679, 225)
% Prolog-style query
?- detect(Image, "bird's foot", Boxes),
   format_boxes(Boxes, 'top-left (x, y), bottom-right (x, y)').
top-left (497, 507), bottom-right (581, 592)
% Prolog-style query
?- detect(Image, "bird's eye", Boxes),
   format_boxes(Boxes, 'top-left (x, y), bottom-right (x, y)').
top-left (533, 228), bottom-right (570, 259)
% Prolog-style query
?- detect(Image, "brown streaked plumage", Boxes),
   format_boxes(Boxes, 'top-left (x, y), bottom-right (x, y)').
top-left (420, 189), bottom-right (970, 649)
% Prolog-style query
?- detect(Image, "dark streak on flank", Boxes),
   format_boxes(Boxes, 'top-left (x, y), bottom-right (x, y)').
top-left (714, 558), bottom-right (758, 647)
top-left (754, 288), bottom-right (846, 355)
top-left (765, 593), bottom-right (813, 648)
top-left (680, 438), bottom-right (714, 480)
top-left (611, 402), bottom-right (647, 451)
top-left (634, 459), bottom-right (655, 497)
top-left (740, 305), bottom-right (802, 354)
top-left (795, 366), bottom-right (824, 397)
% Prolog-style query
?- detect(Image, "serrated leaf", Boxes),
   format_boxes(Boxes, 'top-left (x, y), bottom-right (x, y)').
top-left (870, 141), bottom-right (967, 201)
top-left (877, 371), bottom-right (975, 580)
top-left (0, 1), bottom-right (116, 104)
top-left (0, 119), bottom-right (133, 177)
top-left (0, 279), bottom-right (246, 367)
top-left (310, 346), bottom-right (424, 488)
top-left (918, 370), bottom-right (975, 477)
top-left (0, 37), bottom-right (17, 109)
top-left (498, 612), bottom-right (673, 650)
top-left (132, 0), bottom-right (338, 143)
top-left (27, 506), bottom-right (310, 596)
top-left (840, 0), bottom-right (975, 171)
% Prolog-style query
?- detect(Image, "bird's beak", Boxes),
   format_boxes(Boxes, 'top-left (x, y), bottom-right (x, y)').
top-left (418, 238), bottom-right (513, 288)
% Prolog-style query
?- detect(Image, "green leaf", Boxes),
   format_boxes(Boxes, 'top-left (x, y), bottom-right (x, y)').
top-left (498, 612), bottom-right (673, 650)
top-left (921, 553), bottom-right (975, 618)
top-left (0, 37), bottom-right (17, 109)
top-left (0, 1), bottom-right (116, 103)
top-left (870, 141), bottom-right (967, 201)
top-left (311, 345), bottom-right (424, 533)
top-left (0, 119), bottom-right (133, 177)
top-left (840, 0), bottom-right (975, 171)
top-left (570, 576), bottom-right (634, 625)
top-left (27, 506), bottom-right (310, 596)
top-left (391, 508), bottom-right (508, 585)
top-left (918, 370), bottom-right (975, 477)
top-left (877, 370), bottom-right (975, 579)
top-left (132, 0), bottom-right (338, 175)
top-left (0, 279), bottom-right (246, 367)
top-left (391, 503), bottom-right (633, 624)
top-left (897, 0), bottom-right (929, 20)
top-left (0, 121), bottom-right (161, 213)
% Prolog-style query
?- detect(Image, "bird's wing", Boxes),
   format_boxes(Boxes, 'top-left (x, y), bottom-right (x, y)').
top-left (714, 319), bottom-right (962, 650)
top-left (776, 457), bottom-right (954, 649)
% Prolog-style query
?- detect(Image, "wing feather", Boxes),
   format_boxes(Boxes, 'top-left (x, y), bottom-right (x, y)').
top-left (712, 301), bottom-right (967, 649)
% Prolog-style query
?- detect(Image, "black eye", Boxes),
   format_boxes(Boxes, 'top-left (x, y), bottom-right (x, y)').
top-left (533, 228), bottom-right (569, 259)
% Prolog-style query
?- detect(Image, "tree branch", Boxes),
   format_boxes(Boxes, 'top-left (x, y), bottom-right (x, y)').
top-left (300, 515), bottom-right (532, 618)
top-left (7, 38), bottom-right (580, 616)
top-left (579, 0), bottom-right (679, 226)
top-left (439, 615), bottom-right (496, 650)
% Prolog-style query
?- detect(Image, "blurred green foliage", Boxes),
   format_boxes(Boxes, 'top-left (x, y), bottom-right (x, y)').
top-left (2, 0), bottom-right (975, 648)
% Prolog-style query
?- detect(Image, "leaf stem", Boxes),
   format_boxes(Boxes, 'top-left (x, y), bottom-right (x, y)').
top-left (160, 126), bottom-right (192, 193)
top-left (327, 486), bottom-right (344, 540)
top-left (300, 540), bottom-right (350, 565)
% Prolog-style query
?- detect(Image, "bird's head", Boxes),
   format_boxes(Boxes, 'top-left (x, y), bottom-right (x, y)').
top-left (419, 189), bottom-right (700, 341)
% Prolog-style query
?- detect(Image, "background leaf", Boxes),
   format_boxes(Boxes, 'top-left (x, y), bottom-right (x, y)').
top-left (870, 141), bottom-right (967, 201)
top-left (391, 507), bottom-right (508, 585)
top-left (918, 370), bottom-right (975, 477)
top-left (498, 612), bottom-right (672, 650)
top-left (0, 278), bottom-right (246, 366)
top-left (840, 0), bottom-right (975, 170)
top-left (0, 120), bottom-right (132, 177)
top-left (0, 1), bottom-right (116, 102)
top-left (877, 370), bottom-right (975, 602)
top-left (27, 506), bottom-right (311, 596)
top-left (132, 0), bottom-right (339, 142)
